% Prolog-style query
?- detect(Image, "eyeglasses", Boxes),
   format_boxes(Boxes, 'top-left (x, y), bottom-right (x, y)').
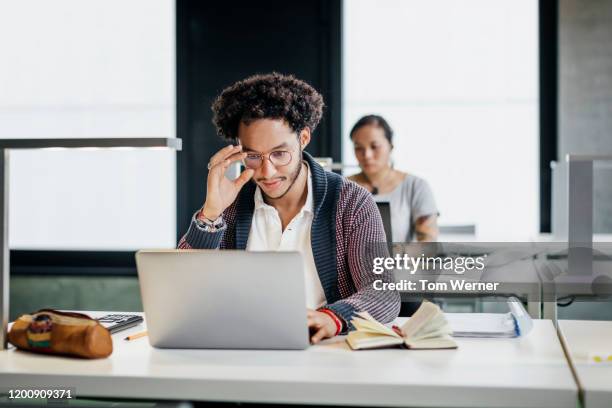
top-left (243, 150), bottom-right (293, 169)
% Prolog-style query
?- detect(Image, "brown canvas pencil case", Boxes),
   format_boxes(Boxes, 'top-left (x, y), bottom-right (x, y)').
top-left (8, 309), bottom-right (113, 359)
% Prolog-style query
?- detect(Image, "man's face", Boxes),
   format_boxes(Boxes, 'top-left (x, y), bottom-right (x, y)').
top-left (237, 119), bottom-right (308, 199)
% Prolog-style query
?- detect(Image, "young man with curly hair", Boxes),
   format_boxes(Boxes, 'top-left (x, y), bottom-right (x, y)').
top-left (178, 73), bottom-right (400, 343)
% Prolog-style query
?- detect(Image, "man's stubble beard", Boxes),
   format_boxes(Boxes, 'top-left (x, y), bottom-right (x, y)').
top-left (261, 150), bottom-right (303, 201)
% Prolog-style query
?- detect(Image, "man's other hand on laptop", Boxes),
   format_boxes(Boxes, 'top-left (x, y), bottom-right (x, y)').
top-left (308, 309), bottom-right (340, 344)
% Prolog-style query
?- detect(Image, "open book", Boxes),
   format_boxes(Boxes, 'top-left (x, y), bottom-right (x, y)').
top-left (346, 302), bottom-right (458, 350)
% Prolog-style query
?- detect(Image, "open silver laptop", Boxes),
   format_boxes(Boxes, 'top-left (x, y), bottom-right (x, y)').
top-left (136, 250), bottom-right (309, 350)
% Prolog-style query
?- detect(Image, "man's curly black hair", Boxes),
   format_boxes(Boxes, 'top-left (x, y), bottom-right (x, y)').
top-left (211, 72), bottom-right (325, 142)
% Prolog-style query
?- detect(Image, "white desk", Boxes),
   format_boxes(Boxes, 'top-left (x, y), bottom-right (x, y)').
top-left (558, 320), bottom-right (612, 408)
top-left (0, 315), bottom-right (576, 408)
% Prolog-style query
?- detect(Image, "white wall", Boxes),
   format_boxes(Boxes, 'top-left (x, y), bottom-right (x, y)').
top-left (343, 0), bottom-right (539, 241)
top-left (0, 0), bottom-right (176, 250)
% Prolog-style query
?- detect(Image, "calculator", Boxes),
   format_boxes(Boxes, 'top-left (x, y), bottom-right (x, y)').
top-left (96, 314), bottom-right (144, 334)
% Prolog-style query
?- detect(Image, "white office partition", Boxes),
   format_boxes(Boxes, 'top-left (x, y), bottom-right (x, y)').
top-left (0, 0), bottom-right (176, 250)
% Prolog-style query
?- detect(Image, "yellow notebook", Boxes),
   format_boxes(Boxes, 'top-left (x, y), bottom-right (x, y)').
top-left (346, 302), bottom-right (458, 350)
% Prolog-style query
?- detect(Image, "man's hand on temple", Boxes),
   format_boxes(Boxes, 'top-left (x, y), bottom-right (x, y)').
top-left (200, 144), bottom-right (254, 221)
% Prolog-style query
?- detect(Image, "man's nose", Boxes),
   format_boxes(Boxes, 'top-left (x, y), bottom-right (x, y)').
top-left (363, 148), bottom-right (374, 160)
top-left (260, 157), bottom-right (276, 178)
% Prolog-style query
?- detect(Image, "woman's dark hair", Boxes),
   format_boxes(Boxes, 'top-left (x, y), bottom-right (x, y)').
top-left (211, 72), bottom-right (324, 141)
top-left (349, 115), bottom-right (394, 145)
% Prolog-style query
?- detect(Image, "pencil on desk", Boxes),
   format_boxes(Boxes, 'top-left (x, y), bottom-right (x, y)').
top-left (125, 331), bottom-right (148, 341)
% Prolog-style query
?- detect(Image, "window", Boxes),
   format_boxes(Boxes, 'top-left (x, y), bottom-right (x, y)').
top-left (343, 0), bottom-right (539, 241)
top-left (0, 0), bottom-right (176, 250)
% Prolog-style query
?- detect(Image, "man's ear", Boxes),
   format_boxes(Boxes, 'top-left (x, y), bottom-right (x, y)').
top-left (299, 128), bottom-right (311, 149)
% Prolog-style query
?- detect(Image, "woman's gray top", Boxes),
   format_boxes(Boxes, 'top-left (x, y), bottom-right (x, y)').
top-left (373, 175), bottom-right (438, 242)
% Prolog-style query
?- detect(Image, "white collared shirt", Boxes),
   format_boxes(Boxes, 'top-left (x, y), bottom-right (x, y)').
top-left (246, 164), bottom-right (326, 309)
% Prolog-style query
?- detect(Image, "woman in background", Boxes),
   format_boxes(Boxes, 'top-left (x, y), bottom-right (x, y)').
top-left (349, 115), bottom-right (439, 242)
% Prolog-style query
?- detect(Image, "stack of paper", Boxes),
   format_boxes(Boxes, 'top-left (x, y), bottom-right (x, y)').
top-left (446, 313), bottom-right (518, 338)
top-left (446, 297), bottom-right (533, 338)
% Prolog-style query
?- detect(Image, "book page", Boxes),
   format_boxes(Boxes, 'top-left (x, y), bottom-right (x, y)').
top-left (352, 312), bottom-right (400, 338)
top-left (399, 301), bottom-right (441, 338)
top-left (407, 314), bottom-right (453, 341)
top-left (405, 334), bottom-right (457, 350)
top-left (346, 332), bottom-right (404, 350)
